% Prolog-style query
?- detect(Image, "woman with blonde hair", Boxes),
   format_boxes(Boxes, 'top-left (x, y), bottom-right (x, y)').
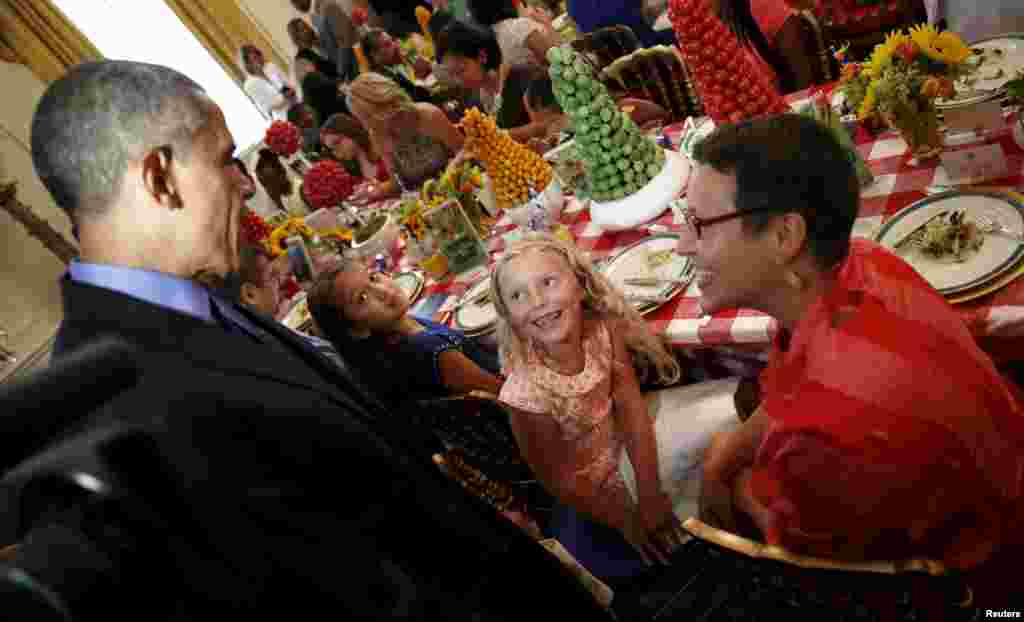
top-left (491, 233), bottom-right (742, 568)
top-left (346, 71), bottom-right (464, 204)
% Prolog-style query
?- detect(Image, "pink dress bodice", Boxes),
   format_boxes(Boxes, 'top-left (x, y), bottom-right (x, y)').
top-left (500, 320), bottom-right (633, 527)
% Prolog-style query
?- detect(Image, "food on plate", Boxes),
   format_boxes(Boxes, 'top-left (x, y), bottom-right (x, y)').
top-left (645, 248), bottom-right (674, 270)
top-left (919, 210), bottom-right (984, 262)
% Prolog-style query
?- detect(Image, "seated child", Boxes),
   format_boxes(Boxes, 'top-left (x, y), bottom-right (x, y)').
top-left (492, 234), bottom-right (741, 565)
top-left (307, 259), bottom-right (504, 404)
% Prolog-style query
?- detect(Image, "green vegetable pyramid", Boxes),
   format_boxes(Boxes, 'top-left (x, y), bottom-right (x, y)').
top-left (547, 45), bottom-right (666, 203)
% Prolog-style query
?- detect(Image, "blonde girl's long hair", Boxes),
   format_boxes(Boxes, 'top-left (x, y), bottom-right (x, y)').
top-left (346, 72), bottom-right (415, 148)
top-left (490, 233), bottom-right (681, 385)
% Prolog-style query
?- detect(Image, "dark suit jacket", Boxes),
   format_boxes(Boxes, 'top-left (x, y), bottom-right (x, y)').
top-left (20, 279), bottom-right (611, 620)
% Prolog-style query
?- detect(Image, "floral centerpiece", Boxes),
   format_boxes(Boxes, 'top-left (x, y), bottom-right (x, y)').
top-left (265, 120), bottom-right (302, 158)
top-left (837, 24), bottom-right (972, 159)
top-left (302, 159), bottom-right (358, 211)
top-left (397, 160), bottom-right (490, 273)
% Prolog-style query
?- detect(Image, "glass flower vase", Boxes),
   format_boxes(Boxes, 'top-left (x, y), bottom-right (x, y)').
top-left (885, 99), bottom-right (943, 161)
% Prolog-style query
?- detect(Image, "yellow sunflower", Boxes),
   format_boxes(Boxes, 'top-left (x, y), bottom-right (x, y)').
top-left (910, 23), bottom-right (971, 65)
top-left (865, 31), bottom-right (911, 77)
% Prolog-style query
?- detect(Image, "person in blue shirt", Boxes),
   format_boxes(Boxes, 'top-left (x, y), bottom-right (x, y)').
top-left (567, 0), bottom-right (676, 48)
top-left (308, 259), bottom-right (504, 404)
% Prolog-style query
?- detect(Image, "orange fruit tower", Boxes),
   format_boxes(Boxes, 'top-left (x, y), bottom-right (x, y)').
top-left (460, 107), bottom-right (552, 212)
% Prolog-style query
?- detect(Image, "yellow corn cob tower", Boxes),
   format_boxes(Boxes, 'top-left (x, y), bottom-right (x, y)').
top-left (460, 107), bottom-right (553, 211)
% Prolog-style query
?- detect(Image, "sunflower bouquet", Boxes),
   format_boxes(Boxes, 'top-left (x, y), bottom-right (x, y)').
top-left (837, 24), bottom-right (972, 158)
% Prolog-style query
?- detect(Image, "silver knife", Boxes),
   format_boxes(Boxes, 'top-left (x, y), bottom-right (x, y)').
top-left (893, 211), bottom-right (949, 249)
top-left (624, 277), bottom-right (684, 286)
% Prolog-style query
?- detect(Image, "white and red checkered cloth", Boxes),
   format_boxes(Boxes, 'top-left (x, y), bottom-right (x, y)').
top-left (405, 108), bottom-right (1024, 361)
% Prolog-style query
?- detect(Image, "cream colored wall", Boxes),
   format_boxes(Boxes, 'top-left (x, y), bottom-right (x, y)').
top-left (235, 0), bottom-right (308, 80)
top-left (0, 3), bottom-right (305, 377)
top-left (0, 62), bottom-right (71, 376)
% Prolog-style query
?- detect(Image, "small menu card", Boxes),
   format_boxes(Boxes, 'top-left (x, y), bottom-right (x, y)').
top-left (939, 144), bottom-right (1009, 185)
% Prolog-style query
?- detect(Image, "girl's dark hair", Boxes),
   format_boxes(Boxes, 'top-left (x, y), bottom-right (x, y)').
top-left (436, 19), bottom-right (503, 71)
top-left (321, 112), bottom-right (377, 158)
top-left (717, 0), bottom-right (795, 92)
top-left (466, 0), bottom-right (518, 27)
top-left (307, 264), bottom-right (412, 403)
top-left (308, 264), bottom-right (359, 352)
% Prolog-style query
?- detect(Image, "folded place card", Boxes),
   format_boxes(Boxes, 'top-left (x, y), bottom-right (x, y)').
top-left (943, 99), bottom-right (1005, 136)
top-left (939, 144), bottom-right (1010, 185)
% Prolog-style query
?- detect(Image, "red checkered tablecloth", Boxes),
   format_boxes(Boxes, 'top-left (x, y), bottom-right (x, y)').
top-left (403, 108), bottom-right (1024, 360)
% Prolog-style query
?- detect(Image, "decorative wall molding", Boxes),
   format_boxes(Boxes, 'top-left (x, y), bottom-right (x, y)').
top-left (0, 180), bottom-right (78, 264)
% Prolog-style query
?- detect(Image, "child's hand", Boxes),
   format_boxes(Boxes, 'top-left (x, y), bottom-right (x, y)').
top-left (638, 492), bottom-right (687, 556)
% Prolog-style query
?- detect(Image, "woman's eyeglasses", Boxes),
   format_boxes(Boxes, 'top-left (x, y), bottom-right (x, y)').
top-left (682, 206), bottom-right (777, 239)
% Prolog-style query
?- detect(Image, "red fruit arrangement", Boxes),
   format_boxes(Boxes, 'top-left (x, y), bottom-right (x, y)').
top-left (265, 120), bottom-right (302, 157)
top-left (669, 0), bottom-right (788, 124)
top-left (352, 6), bottom-right (369, 28)
top-left (241, 211), bottom-right (272, 245)
top-left (302, 159), bottom-right (357, 210)
top-left (280, 274), bottom-right (302, 300)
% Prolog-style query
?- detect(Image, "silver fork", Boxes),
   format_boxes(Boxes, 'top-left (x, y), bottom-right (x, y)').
top-left (975, 215), bottom-right (1024, 242)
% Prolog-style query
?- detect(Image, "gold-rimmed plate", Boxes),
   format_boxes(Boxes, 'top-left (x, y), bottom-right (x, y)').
top-left (600, 234), bottom-right (693, 315)
top-left (874, 190), bottom-right (1024, 295)
top-left (452, 276), bottom-right (498, 336)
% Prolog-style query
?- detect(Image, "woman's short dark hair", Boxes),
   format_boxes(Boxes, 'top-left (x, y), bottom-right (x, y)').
top-left (321, 112), bottom-right (375, 157)
top-left (436, 20), bottom-right (503, 71)
top-left (693, 114), bottom-right (859, 269)
top-left (466, 0), bottom-right (517, 27)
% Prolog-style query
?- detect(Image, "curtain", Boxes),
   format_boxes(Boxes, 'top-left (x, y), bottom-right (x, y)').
top-left (0, 0), bottom-right (102, 83)
top-left (163, 0), bottom-right (289, 85)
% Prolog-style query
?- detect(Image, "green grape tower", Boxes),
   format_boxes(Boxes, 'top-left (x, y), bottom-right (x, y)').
top-left (547, 45), bottom-right (665, 203)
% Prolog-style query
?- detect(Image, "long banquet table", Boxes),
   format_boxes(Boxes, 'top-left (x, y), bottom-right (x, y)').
top-left (397, 102), bottom-right (1024, 363)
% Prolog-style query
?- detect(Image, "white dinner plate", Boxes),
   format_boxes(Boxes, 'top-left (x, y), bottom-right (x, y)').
top-left (392, 270), bottom-right (425, 304)
top-left (874, 191), bottom-right (1024, 295)
top-left (937, 36), bottom-right (1024, 109)
top-left (600, 234), bottom-right (692, 314)
top-left (453, 275), bottom-right (498, 335)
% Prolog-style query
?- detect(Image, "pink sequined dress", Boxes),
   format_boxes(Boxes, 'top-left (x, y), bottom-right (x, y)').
top-left (500, 320), bottom-right (741, 530)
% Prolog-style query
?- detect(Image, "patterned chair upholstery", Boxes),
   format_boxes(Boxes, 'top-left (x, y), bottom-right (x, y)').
top-left (600, 45), bottom-right (703, 122)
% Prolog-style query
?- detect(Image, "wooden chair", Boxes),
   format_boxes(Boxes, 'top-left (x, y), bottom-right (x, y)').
top-left (600, 45), bottom-right (704, 122)
top-left (569, 25), bottom-right (642, 72)
top-left (796, 10), bottom-right (837, 86)
top-left (816, 0), bottom-right (928, 59)
top-left (613, 518), bottom-right (980, 620)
